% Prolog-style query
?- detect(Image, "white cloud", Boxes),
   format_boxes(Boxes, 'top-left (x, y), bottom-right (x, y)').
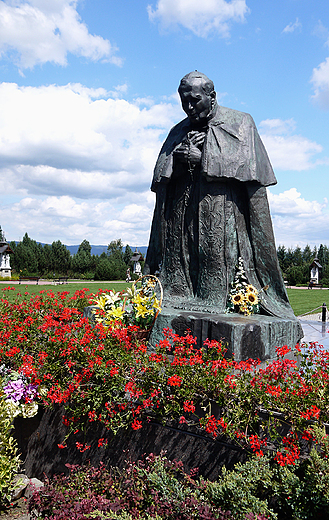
top-left (0, 82), bottom-right (180, 199)
top-left (311, 57), bottom-right (329, 109)
top-left (0, 194), bottom-right (156, 246)
top-left (0, 0), bottom-right (121, 70)
top-left (268, 188), bottom-right (329, 248)
top-left (0, 81), bottom-right (182, 245)
top-left (259, 118), bottom-right (322, 170)
top-left (147, 0), bottom-right (249, 38)
top-left (282, 18), bottom-right (302, 34)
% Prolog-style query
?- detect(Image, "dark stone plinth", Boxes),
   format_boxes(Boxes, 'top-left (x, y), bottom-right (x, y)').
top-left (19, 406), bottom-right (247, 481)
top-left (150, 308), bottom-right (302, 362)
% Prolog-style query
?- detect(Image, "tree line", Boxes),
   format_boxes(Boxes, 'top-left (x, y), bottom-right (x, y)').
top-left (277, 244), bottom-right (329, 287)
top-left (2, 230), bottom-right (139, 281)
top-left (1, 224), bottom-right (328, 285)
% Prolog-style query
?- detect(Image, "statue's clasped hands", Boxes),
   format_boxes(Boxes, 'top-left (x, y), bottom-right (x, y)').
top-left (174, 130), bottom-right (206, 165)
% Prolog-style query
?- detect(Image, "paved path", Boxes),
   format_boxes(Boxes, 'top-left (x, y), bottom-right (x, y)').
top-left (298, 313), bottom-right (329, 349)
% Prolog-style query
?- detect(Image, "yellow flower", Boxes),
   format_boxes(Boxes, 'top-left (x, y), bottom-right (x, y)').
top-left (93, 294), bottom-right (107, 310)
top-left (152, 297), bottom-right (161, 312)
top-left (135, 303), bottom-right (151, 319)
top-left (247, 292), bottom-right (258, 305)
top-left (231, 293), bottom-right (244, 305)
top-left (108, 306), bottom-right (125, 320)
top-left (246, 284), bottom-right (258, 295)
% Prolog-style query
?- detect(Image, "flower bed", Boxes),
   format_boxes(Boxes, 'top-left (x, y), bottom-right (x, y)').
top-left (1, 286), bottom-right (329, 517)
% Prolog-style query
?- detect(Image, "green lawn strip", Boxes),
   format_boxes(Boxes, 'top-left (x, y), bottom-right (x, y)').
top-left (287, 288), bottom-right (329, 317)
top-left (1, 283), bottom-right (328, 316)
top-left (0, 281), bottom-right (130, 303)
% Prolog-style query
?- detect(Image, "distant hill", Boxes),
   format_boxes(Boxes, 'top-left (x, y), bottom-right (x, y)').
top-left (66, 245), bottom-right (148, 257)
top-left (13, 241), bottom-right (148, 257)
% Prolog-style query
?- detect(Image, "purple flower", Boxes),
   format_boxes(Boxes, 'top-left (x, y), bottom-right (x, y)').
top-left (3, 379), bottom-right (25, 402)
top-left (23, 383), bottom-right (38, 401)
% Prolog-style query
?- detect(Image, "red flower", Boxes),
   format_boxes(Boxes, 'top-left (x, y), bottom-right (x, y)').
top-left (300, 405), bottom-right (321, 420)
top-left (183, 400), bottom-right (195, 413)
top-left (131, 419), bottom-right (142, 430)
top-left (167, 374), bottom-right (182, 387)
top-left (276, 345), bottom-right (291, 357)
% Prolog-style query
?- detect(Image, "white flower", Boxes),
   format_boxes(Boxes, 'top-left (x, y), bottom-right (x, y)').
top-left (21, 402), bottom-right (38, 418)
top-left (6, 400), bottom-right (20, 419)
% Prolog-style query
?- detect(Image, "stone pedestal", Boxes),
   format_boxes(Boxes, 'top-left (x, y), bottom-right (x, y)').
top-left (149, 308), bottom-right (302, 363)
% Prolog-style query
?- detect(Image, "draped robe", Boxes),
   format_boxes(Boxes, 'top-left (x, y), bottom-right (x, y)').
top-left (144, 104), bottom-right (298, 323)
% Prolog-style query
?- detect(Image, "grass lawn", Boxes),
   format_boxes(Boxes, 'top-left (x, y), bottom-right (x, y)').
top-left (1, 281), bottom-right (328, 317)
top-left (287, 287), bottom-right (329, 317)
top-left (0, 280), bottom-right (130, 303)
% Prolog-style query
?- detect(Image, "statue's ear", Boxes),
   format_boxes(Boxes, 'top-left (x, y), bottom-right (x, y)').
top-left (210, 90), bottom-right (216, 106)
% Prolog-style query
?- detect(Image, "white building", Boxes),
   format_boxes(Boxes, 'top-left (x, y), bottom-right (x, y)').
top-left (0, 241), bottom-right (13, 278)
top-left (310, 257), bottom-right (322, 286)
top-left (130, 250), bottom-right (144, 276)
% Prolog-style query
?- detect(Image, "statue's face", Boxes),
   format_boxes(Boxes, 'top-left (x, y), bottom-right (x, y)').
top-left (179, 78), bottom-right (215, 124)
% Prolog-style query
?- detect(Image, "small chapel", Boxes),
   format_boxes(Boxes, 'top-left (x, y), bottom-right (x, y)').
top-left (0, 240), bottom-right (13, 279)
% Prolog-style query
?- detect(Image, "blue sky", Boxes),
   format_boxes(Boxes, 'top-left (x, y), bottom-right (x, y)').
top-left (0, 0), bottom-right (328, 249)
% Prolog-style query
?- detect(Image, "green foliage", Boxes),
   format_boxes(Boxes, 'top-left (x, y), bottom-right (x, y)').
top-left (206, 448), bottom-right (329, 520)
top-left (206, 457), bottom-right (277, 519)
top-left (72, 240), bottom-right (95, 275)
top-left (107, 239), bottom-right (124, 261)
top-left (0, 384), bottom-right (21, 509)
top-left (277, 243), bottom-right (329, 286)
top-left (28, 450), bottom-right (329, 519)
top-left (29, 454), bottom-right (231, 520)
top-left (123, 244), bottom-right (133, 266)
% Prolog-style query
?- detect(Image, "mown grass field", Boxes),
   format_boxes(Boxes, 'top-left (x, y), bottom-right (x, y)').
top-left (1, 281), bottom-right (328, 317)
top-left (286, 287), bottom-right (329, 317)
top-left (0, 280), bottom-right (130, 303)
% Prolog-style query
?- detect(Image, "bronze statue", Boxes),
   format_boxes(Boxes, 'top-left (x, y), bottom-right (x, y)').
top-left (145, 71), bottom-right (296, 322)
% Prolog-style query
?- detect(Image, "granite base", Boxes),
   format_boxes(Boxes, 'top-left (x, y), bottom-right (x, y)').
top-left (149, 308), bottom-right (302, 363)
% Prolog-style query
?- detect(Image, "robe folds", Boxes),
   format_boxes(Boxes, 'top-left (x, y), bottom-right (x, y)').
top-left (144, 104), bottom-right (298, 323)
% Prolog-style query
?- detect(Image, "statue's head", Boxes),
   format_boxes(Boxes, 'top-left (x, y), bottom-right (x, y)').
top-left (178, 71), bottom-right (217, 125)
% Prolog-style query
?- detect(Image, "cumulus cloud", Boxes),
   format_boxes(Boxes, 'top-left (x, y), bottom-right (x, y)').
top-left (268, 188), bottom-right (328, 247)
top-left (0, 194), bottom-right (156, 245)
top-left (311, 57), bottom-right (329, 109)
top-left (259, 118), bottom-right (322, 170)
top-left (0, 81), bottom-right (182, 245)
top-left (0, 0), bottom-right (121, 70)
top-left (282, 18), bottom-right (302, 34)
top-left (147, 0), bottom-right (249, 38)
top-left (0, 82), bottom-right (180, 199)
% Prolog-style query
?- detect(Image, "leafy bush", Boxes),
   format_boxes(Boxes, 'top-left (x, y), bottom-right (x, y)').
top-left (0, 383), bottom-right (21, 509)
top-left (29, 449), bottom-right (329, 520)
top-left (31, 453), bottom-right (270, 520)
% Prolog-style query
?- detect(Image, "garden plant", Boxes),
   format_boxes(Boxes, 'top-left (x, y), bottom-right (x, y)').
top-left (0, 286), bottom-right (329, 518)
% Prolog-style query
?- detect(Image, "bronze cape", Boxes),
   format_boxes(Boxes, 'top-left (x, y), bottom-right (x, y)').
top-left (145, 105), bottom-right (296, 321)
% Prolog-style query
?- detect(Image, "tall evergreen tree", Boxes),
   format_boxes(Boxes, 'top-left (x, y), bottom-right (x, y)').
top-left (51, 240), bottom-right (71, 274)
top-left (123, 244), bottom-right (133, 266)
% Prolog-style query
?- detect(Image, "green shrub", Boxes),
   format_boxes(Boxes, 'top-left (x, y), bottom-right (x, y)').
top-left (205, 446), bottom-right (329, 520)
top-left (0, 385), bottom-right (21, 509)
top-left (206, 456), bottom-right (278, 519)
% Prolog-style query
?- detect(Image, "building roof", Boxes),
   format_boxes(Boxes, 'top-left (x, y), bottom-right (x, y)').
top-left (131, 253), bottom-right (142, 262)
top-left (310, 257), bottom-right (322, 269)
top-left (0, 243), bottom-right (13, 254)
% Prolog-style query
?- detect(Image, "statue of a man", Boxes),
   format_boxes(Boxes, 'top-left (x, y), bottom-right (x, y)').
top-left (144, 71), bottom-right (296, 321)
